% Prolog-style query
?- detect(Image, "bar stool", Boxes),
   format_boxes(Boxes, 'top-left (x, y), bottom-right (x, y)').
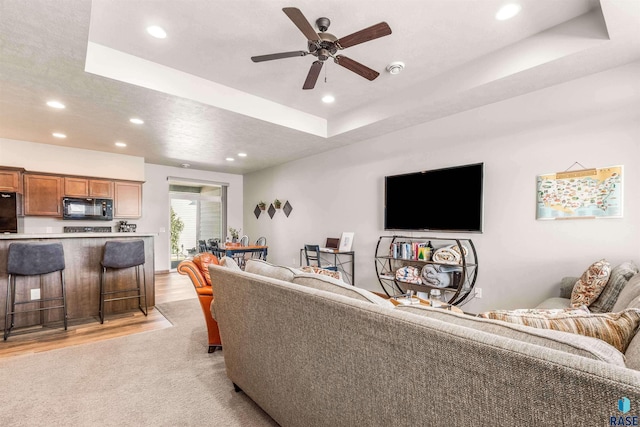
top-left (4, 242), bottom-right (67, 340)
top-left (99, 240), bottom-right (148, 324)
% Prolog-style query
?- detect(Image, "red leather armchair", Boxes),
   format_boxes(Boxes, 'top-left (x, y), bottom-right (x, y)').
top-left (177, 253), bottom-right (222, 353)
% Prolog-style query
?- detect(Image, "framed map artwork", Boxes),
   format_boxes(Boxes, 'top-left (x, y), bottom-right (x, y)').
top-left (536, 165), bottom-right (623, 220)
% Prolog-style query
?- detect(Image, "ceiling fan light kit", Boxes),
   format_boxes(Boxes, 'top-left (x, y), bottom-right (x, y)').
top-left (251, 7), bottom-right (392, 90)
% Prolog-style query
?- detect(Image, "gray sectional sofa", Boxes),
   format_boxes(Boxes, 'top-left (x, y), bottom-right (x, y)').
top-left (209, 259), bottom-right (640, 427)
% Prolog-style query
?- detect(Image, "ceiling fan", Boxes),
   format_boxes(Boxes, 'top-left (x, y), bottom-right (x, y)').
top-left (251, 7), bottom-right (392, 90)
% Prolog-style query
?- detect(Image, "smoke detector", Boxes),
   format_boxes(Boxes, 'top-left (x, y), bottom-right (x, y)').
top-left (386, 61), bottom-right (405, 75)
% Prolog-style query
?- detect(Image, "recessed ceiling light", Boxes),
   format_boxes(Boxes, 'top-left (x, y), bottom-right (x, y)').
top-left (147, 25), bottom-right (167, 39)
top-left (386, 61), bottom-right (405, 75)
top-left (238, 152), bottom-right (247, 157)
top-left (496, 3), bottom-right (522, 20)
top-left (46, 100), bottom-right (65, 109)
top-left (225, 157), bottom-right (235, 162)
top-left (129, 118), bottom-right (144, 124)
top-left (52, 132), bottom-right (66, 138)
top-left (322, 95), bottom-right (335, 103)
top-left (115, 142), bottom-right (127, 147)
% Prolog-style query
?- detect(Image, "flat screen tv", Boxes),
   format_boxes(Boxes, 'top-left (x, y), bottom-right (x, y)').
top-left (384, 163), bottom-right (484, 233)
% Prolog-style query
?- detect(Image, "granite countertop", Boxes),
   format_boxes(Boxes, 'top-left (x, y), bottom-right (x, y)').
top-left (0, 232), bottom-right (157, 240)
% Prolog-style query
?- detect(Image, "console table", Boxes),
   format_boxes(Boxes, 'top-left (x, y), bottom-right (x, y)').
top-left (299, 248), bottom-right (355, 285)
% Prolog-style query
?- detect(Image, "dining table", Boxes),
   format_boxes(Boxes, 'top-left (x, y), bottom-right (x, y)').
top-left (212, 243), bottom-right (268, 266)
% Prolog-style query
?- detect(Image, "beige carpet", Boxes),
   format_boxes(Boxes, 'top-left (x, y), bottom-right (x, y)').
top-left (0, 298), bottom-right (279, 426)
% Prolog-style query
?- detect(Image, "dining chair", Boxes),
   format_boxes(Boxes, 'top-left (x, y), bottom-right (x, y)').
top-left (253, 237), bottom-right (267, 259)
top-left (235, 235), bottom-right (251, 268)
top-left (303, 244), bottom-right (337, 271)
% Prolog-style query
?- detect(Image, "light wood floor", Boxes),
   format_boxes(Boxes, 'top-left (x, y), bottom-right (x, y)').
top-left (0, 271), bottom-right (196, 359)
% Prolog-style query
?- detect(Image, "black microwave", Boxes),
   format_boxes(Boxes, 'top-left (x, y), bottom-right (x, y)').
top-left (62, 197), bottom-right (113, 221)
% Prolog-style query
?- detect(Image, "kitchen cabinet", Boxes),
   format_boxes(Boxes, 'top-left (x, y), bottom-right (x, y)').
top-left (114, 181), bottom-right (142, 218)
top-left (64, 177), bottom-right (113, 198)
top-left (24, 174), bottom-right (63, 216)
top-left (0, 167), bottom-right (24, 193)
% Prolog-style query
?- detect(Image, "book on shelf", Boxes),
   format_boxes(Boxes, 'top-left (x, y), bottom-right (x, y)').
top-left (389, 241), bottom-right (432, 261)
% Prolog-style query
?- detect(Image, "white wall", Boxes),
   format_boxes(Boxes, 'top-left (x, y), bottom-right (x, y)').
top-left (244, 61), bottom-right (640, 313)
top-left (142, 164), bottom-right (243, 272)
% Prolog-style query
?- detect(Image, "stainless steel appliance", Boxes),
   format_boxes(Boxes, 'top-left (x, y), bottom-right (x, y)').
top-left (63, 226), bottom-right (112, 233)
top-left (62, 197), bottom-right (113, 221)
top-left (0, 192), bottom-right (23, 233)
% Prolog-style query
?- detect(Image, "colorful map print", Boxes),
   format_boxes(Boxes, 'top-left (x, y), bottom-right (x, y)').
top-left (536, 166), bottom-right (623, 219)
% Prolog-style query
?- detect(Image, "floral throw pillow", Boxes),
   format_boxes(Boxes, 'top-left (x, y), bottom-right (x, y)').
top-left (571, 259), bottom-right (611, 308)
top-left (300, 265), bottom-right (341, 280)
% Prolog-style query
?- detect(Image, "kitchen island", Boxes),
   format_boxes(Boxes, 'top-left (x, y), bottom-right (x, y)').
top-left (0, 233), bottom-right (155, 330)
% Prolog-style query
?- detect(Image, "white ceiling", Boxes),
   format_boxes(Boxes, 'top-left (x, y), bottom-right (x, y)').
top-left (1, 0), bottom-right (639, 174)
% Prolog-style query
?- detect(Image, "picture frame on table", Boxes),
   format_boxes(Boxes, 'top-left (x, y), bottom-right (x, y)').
top-left (339, 232), bottom-right (355, 252)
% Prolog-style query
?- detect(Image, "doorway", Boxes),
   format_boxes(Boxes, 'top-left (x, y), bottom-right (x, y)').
top-left (169, 182), bottom-right (225, 269)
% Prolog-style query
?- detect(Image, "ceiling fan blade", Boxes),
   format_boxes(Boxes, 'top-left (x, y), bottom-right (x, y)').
top-left (303, 61), bottom-right (324, 90)
top-left (283, 7), bottom-right (320, 42)
top-left (335, 55), bottom-right (379, 81)
top-left (336, 22), bottom-right (392, 49)
top-left (251, 51), bottom-right (308, 62)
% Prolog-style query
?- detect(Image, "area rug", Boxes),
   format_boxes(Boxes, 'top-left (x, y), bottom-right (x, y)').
top-left (0, 298), bottom-right (278, 426)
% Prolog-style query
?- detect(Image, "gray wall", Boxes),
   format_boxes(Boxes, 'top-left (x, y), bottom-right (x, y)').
top-left (243, 61), bottom-right (640, 313)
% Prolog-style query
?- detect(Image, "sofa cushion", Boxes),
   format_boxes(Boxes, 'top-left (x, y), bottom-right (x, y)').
top-left (479, 307), bottom-right (640, 353)
top-left (559, 276), bottom-right (580, 299)
top-left (219, 256), bottom-right (242, 271)
top-left (623, 291), bottom-right (640, 370)
top-left (244, 259), bottom-right (300, 282)
top-left (627, 295), bottom-right (640, 310)
top-left (590, 261), bottom-right (640, 313)
top-left (191, 252), bottom-right (219, 285)
top-left (300, 265), bottom-right (342, 280)
top-left (626, 330), bottom-right (640, 370)
top-left (571, 259), bottom-right (611, 308)
top-left (292, 273), bottom-right (395, 308)
top-left (613, 273), bottom-right (640, 312)
top-left (396, 305), bottom-right (626, 366)
top-left (536, 297), bottom-right (572, 310)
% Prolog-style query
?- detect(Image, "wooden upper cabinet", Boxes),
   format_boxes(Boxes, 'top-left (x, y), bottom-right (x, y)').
top-left (0, 167), bottom-right (24, 193)
top-left (24, 174), bottom-right (63, 216)
top-left (64, 177), bottom-right (113, 198)
top-left (64, 177), bottom-right (89, 197)
top-left (89, 179), bottom-right (113, 197)
top-left (114, 181), bottom-right (142, 218)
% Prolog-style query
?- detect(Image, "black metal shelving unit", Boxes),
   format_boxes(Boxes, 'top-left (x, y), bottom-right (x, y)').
top-left (374, 235), bottom-right (478, 306)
